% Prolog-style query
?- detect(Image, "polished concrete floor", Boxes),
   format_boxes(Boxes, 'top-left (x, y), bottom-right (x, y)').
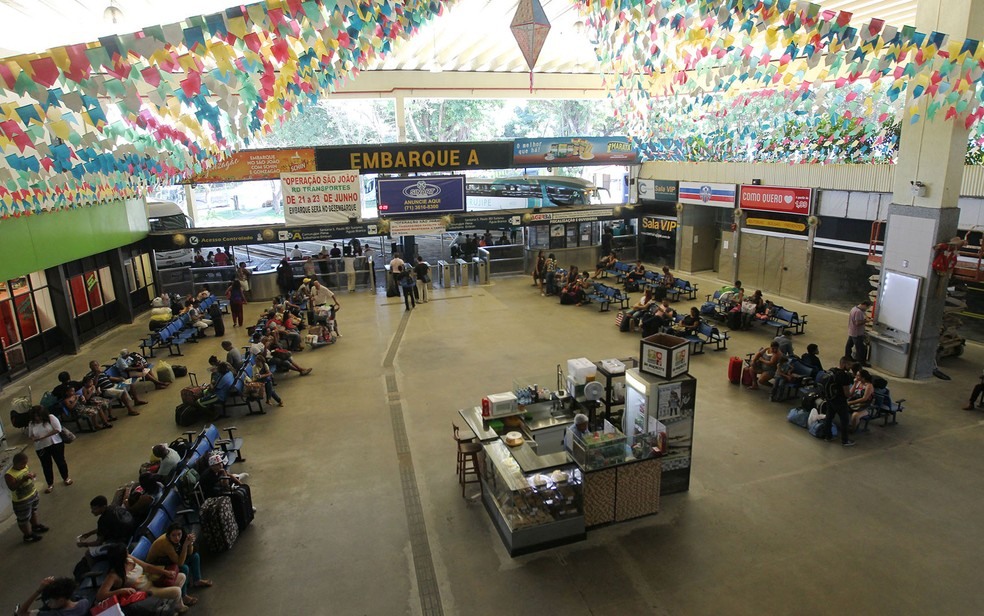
top-left (1, 271), bottom-right (983, 615)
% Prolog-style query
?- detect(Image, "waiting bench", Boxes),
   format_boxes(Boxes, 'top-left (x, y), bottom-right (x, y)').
top-left (764, 307), bottom-right (808, 335)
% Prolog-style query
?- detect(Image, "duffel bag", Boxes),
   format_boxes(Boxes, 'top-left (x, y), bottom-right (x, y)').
top-left (180, 385), bottom-right (204, 405)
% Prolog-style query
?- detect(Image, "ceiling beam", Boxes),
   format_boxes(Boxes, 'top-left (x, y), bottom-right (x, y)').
top-left (327, 70), bottom-right (607, 100)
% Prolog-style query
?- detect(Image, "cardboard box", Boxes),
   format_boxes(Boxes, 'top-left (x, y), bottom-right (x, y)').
top-left (639, 334), bottom-right (690, 379)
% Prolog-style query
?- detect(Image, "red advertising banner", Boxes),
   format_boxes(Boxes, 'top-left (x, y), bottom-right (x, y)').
top-left (186, 149), bottom-right (316, 184)
top-left (739, 185), bottom-right (812, 214)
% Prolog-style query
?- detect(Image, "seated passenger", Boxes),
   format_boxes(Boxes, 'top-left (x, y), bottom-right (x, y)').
top-left (741, 290), bottom-right (765, 328)
top-left (265, 342), bottom-right (312, 376)
top-left (151, 443), bottom-right (183, 478)
top-left (186, 300), bottom-right (212, 336)
top-left (202, 363), bottom-right (236, 406)
top-left (78, 374), bottom-right (116, 422)
top-left (660, 266), bottom-right (676, 288)
top-left (95, 543), bottom-right (189, 613)
top-left (626, 260), bottom-right (645, 287)
top-left (77, 495), bottom-right (137, 553)
top-left (253, 354), bottom-right (283, 407)
top-left (115, 349), bottom-right (169, 389)
top-left (672, 307), bottom-right (701, 336)
top-left (199, 454), bottom-right (245, 498)
top-left (593, 252), bottom-right (617, 278)
top-left (16, 577), bottom-right (90, 616)
top-left (60, 388), bottom-right (111, 430)
top-left (848, 370), bottom-right (876, 430)
top-left (221, 340), bottom-right (244, 372)
top-left (749, 341), bottom-right (783, 390)
top-left (799, 343), bottom-right (823, 377)
top-left (124, 473), bottom-right (163, 520)
top-left (86, 360), bottom-right (144, 415)
top-left (628, 289), bottom-right (656, 329)
top-left (147, 524), bottom-right (212, 607)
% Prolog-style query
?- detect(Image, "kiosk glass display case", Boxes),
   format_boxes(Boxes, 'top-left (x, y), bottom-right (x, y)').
top-left (481, 440), bottom-right (585, 556)
top-left (569, 420), bottom-right (627, 470)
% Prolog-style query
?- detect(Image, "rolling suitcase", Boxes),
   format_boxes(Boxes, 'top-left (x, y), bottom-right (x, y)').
top-left (727, 356), bottom-right (742, 384)
top-left (200, 496), bottom-right (238, 553)
top-left (174, 402), bottom-right (205, 427)
top-left (615, 311), bottom-right (631, 332)
top-left (229, 484), bottom-right (255, 532)
top-left (741, 365), bottom-right (755, 388)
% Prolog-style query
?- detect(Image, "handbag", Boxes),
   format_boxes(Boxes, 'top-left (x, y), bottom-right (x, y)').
top-left (90, 590), bottom-right (148, 615)
top-left (152, 563), bottom-right (180, 588)
top-left (60, 427), bottom-right (77, 444)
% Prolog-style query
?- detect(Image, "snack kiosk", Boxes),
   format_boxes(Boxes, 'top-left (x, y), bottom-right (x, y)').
top-left (458, 340), bottom-right (696, 556)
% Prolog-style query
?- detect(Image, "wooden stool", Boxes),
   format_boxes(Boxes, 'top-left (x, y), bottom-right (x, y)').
top-left (452, 423), bottom-right (476, 478)
top-left (458, 442), bottom-right (483, 497)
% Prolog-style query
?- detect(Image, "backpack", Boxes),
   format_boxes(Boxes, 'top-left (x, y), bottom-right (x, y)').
top-left (177, 467), bottom-right (201, 505)
top-left (816, 369), bottom-right (842, 401)
top-left (169, 437), bottom-right (191, 459)
top-left (39, 390), bottom-right (60, 412)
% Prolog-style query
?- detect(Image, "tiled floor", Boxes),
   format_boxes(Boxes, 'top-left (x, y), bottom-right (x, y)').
top-left (1, 271), bottom-right (983, 615)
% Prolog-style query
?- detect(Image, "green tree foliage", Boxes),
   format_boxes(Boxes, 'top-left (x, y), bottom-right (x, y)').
top-left (404, 99), bottom-right (505, 142)
top-left (255, 100), bottom-right (397, 147)
top-left (503, 99), bottom-right (620, 138)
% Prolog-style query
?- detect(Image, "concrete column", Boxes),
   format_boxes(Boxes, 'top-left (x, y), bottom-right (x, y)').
top-left (184, 184), bottom-right (199, 226)
top-left (395, 93), bottom-right (407, 143)
top-left (876, 0), bottom-right (984, 378)
top-left (110, 248), bottom-right (135, 324)
top-left (45, 266), bottom-right (81, 355)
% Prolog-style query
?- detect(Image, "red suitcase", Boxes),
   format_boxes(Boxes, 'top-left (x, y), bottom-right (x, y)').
top-left (727, 356), bottom-right (742, 384)
top-left (742, 365), bottom-right (755, 388)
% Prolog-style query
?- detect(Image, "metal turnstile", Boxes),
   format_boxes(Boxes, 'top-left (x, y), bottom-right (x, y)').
top-left (456, 258), bottom-right (470, 286)
top-left (472, 257), bottom-right (489, 285)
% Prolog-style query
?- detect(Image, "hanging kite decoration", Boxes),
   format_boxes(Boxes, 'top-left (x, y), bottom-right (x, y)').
top-left (510, 0), bottom-right (551, 92)
top-left (0, 0), bottom-right (456, 217)
top-left (572, 0), bottom-right (984, 165)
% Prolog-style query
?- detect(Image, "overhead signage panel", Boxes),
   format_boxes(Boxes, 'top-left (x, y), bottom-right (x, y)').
top-left (678, 181), bottom-right (736, 207)
top-left (150, 222), bottom-right (383, 250)
top-left (388, 218), bottom-right (448, 237)
top-left (739, 185), bottom-right (812, 215)
top-left (524, 207), bottom-right (616, 225)
top-left (316, 141), bottom-right (513, 173)
top-left (640, 215), bottom-right (678, 239)
top-left (281, 170), bottom-right (362, 225)
top-left (513, 136), bottom-right (638, 166)
top-left (377, 176), bottom-right (465, 216)
top-left (185, 149), bottom-right (315, 184)
top-left (637, 179), bottom-right (678, 203)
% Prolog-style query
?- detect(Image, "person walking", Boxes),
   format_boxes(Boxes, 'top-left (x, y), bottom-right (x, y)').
top-left (236, 262), bottom-right (251, 300)
top-left (26, 406), bottom-right (73, 493)
top-left (4, 451), bottom-right (48, 543)
top-left (398, 265), bottom-right (417, 311)
top-left (821, 356), bottom-right (857, 447)
top-left (276, 258), bottom-right (294, 298)
top-left (225, 279), bottom-right (247, 328)
top-left (845, 300), bottom-right (871, 365)
top-left (414, 256), bottom-right (430, 303)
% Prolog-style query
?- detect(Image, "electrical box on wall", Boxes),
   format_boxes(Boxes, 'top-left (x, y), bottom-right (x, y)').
top-left (910, 181), bottom-right (927, 198)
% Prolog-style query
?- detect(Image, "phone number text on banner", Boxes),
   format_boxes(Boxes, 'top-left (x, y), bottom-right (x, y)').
top-left (281, 170), bottom-right (362, 225)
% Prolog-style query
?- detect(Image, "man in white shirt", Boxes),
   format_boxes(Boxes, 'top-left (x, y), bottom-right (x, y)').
top-left (152, 444), bottom-right (182, 477)
top-left (290, 244), bottom-right (303, 260)
top-left (389, 253), bottom-right (405, 297)
top-left (307, 280), bottom-right (338, 327)
top-left (115, 350), bottom-right (169, 389)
